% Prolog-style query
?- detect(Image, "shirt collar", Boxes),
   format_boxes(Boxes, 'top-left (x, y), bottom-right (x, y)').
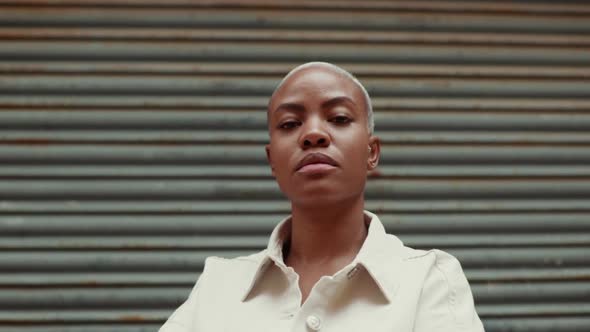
top-left (239, 215), bottom-right (292, 302)
top-left (240, 210), bottom-right (403, 303)
top-left (353, 210), bottom-right (403, 303)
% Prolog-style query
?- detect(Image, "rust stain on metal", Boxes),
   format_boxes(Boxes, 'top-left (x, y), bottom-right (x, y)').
top-left (82, 280), bottom-right (99, 287)
top-left (3, 138), bottom-right (53, 145)
top-left (119, 315), bottom-right (146, 322)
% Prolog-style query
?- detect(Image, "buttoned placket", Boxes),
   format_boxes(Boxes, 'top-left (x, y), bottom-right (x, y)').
top-left (263, 263), bottom-right (299, 331)
top-left (259, 214), bottom-right (378, 332)
top-left (273, 263), bottom-right (361, 332)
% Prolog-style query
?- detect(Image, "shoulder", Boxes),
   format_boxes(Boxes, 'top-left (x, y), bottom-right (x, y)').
top-left (398, 245), bottom-right (471, 303)
top-left (202, 250), bottom-right (267, 278)
top-left (376, 234), bottom-right (483, 330)
top-left (179, 250), bottom-right (268, 312)
top-left (402, 246), bottom-right (464, 272)
top-left (405, 248), bottom-right (472, 306)
top-left (363, 232), bottom-right (483, 330)
top-left (402, 248), bottom-right (471, 301)
top-left (381, 234), bottom-right (463, 272)
top-left (401, 247), bottom-right (484, 332)
top-left (197, 250), bottom-right (268, 296)
top-left (159, 251), bottom-right (269, 331)
top-left (371, 234), bottom-right (470, 295)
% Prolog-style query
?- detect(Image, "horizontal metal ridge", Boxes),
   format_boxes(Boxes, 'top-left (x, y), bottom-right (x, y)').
top-left (0, 144), bottom-right (590, 162)
top-left (1, 199), bottom-right (588, 213)
top-left (1, 8), bottom-right (589, 33)
top-left (3, 131), bottom-right (590, 145)
top-left (1, 179), bottom-right (590, 200)
top-left (3, 110), bottom-right (587, 131)
top-left (1, 234), bottom-right (588, 250)
top-left (483, 317), bottom-right (590, 332)
top-left (2, 75), bottom-right (589, 98)
top-left (1, 1), bottom-right (590, 15)
top-left (1, 62), bottom-right (589, 78)
top-left (2, 213), bottom-right (589, 234)
top-left (1, 96), bottom-right (589, 111)
top-left (0, 145), bottom-right (588, 164)
top-left (1, 248), bottom-right (588, 270)
top-left (1, 42), bottom-right (589, 65)
top-left (0, 325), bottom-right (161, 332)
top-left (1, 282), bottom-right (588, 308)
top-left (2, 29), bottom-right (590, 47)
top-left (2, 165), bottom-right (588, 178)
top-left (2, 268), bottom-right (589, 287)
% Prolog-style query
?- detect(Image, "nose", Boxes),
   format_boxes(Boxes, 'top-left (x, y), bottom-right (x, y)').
top-left (299, 118), bottom-right (330, 149)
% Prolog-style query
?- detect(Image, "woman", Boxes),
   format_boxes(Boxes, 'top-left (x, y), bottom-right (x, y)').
top-left (160, 62), bottom-right (485, 331)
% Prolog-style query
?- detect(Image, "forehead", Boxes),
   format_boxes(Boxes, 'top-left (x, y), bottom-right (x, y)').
top-left (269, 66), bottom-right (364, 109)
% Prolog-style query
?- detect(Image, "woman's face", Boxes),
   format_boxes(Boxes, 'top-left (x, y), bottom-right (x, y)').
top-left (266, 67), bottom-right (380, 207)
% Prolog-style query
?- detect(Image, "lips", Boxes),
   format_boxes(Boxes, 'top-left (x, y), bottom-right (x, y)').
top-left (295, 152), bottom-right (339, 172)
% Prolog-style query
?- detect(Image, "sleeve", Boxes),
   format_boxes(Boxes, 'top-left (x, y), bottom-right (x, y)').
top-left (159, 268), bottom-right (206, 332)
top-left (413, 250), bottom-right (485, 332)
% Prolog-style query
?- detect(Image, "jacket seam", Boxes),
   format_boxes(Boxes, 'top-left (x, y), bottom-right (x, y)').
top-left (433, 259), bottom-right (460, 327)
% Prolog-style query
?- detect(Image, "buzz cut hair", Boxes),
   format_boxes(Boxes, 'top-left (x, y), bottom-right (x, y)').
top-left (268, 62), bottom-right (374, 134)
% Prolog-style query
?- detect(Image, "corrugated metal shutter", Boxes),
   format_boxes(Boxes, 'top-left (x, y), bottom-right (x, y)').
top-left (0, 1), bottom-right (589, 331)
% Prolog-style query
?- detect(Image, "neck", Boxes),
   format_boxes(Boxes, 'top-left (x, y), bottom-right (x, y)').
top-left (285, 196), bottom-right (368, 267)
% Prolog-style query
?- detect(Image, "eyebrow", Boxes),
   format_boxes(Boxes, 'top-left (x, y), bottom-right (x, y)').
top-left (321, 96), bottom-right (357, 110)
top-left (273, 96), bottom-right (357, 115)
top-left (273, 102), bottom-right (305, 115)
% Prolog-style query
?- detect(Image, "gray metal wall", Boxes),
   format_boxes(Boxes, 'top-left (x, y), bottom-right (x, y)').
top-left (0, 1), bottom-right (589, 331)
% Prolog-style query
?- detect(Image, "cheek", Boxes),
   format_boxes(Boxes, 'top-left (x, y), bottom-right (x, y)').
top-left (269, 140), bottom-right (295, 172)
top-left (338, 133), bottom-right (368, 157)
top-left (337, 138), bottom-right (370, 175)
top-left (270, 131), bottom-right (298, 153)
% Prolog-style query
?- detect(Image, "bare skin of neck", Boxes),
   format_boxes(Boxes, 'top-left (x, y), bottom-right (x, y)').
top-left (284, 195), bottom-right (368, 305)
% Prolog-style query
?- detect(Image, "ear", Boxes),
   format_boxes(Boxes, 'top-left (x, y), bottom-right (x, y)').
top-left (367, 136), bottom-right (380, 171)
top-left (265, 144), bottom-right (276, 177)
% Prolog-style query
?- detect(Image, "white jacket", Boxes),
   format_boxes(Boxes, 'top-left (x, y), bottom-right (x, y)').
top-left (160, 210), bottom-right (485, 332)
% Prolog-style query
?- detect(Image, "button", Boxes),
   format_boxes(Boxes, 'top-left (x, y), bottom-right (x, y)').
top-left (306, 315), bottom-right (322, 331)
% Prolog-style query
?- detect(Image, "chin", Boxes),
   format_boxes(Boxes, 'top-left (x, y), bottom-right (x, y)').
top-left (288, 187), bottom-right (363, 208)
top-left (290, 195), bottom-right (342, 208)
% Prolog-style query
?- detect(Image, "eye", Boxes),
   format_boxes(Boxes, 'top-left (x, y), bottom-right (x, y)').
top-left (278, 120), bottom-right (301, 130)
top-left (331, 115), bottom-right (351, 124)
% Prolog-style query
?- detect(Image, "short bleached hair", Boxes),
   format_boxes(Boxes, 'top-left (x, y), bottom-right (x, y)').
top-left (268, 62), bottom-right (374, 134)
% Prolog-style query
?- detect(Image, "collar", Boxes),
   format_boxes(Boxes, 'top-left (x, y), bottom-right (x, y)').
top-left (240, 210), bottom-right (403, 303)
